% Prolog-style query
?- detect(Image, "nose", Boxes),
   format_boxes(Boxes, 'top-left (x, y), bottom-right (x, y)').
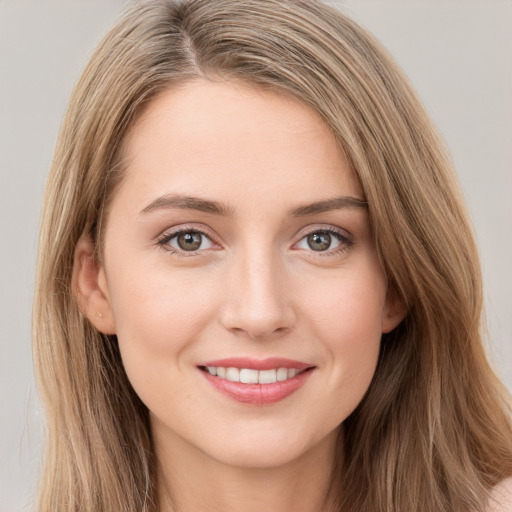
top-left (220, 247), bottom-right (296, 340)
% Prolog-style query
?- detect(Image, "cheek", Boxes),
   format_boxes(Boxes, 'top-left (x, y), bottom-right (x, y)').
top-left (300, 267), bottom-right (386, 407)
top-left (105, 263), bottom-right (220, 387)
top-left (303, 264), bottom-right (387, 342)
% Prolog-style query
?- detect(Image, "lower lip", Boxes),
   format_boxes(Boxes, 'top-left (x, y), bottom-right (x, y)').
top-left (199, 368), bottom-right (314, 405)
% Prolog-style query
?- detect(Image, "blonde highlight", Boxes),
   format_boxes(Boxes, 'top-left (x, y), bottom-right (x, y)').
top-left (33, 1), bottom-right (512, 511)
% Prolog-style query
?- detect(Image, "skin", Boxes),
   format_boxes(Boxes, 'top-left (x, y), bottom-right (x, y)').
top-left (74, 80), bottom-right (405, 512)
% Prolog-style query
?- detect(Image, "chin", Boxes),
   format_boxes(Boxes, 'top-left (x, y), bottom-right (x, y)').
top-left (204, 425), bottom-right (339, 470)
top-left (210, 444), bottom-right (309, 470)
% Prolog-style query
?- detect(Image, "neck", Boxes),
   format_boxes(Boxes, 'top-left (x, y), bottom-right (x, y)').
top-left (153, 423), bottom-right (340, 512)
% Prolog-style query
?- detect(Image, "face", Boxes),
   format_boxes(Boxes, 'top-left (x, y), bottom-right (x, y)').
top-left (78, 80), bottom-right (403, 469)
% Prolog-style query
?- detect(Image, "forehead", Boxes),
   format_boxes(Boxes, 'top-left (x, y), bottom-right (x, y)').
top-left (116, 79), bottom-right (363, 213)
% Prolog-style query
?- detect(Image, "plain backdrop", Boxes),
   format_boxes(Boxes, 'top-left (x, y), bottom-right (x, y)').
top-left (1, 1), bottom-right (511, 510)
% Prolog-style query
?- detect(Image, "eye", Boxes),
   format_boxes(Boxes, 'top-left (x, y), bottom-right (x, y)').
top-left (295, 229), bottom-right (346, 252)
top-left (160, 230), bottom-right (214, 252)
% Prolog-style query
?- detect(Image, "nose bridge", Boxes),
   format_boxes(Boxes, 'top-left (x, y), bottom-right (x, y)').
top-left (221, 237), bottom-right (295, 339)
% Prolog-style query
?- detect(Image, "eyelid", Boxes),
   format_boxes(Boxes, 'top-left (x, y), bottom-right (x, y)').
top-left (154, 222), bottom-right (353, 256)
top-left (156, 224), bottom-right (222, 254)
top-left (292, 224), bottom-right (353, 254)
top-left (294, 224), bottom-right (352, 242)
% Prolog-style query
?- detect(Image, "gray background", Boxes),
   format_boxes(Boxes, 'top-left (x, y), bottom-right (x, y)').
top-left (1, 1), bottom-right (511, 510)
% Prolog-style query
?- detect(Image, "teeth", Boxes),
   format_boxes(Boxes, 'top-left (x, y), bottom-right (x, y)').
top-left (205, 366), bottom-right (304, 384)
top-left (259, 369), bottom-right (277, 384)
top-left (240, 369), bottom-right (259, 384)
top-left (277, 368), bottom-right (288, 381)
top-left (226, 367), bottom-right (240, 382)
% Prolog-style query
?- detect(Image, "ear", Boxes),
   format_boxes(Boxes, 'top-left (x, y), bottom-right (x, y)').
top-left (381, 287), bottom-right (407, 334)
top-left (72, 232), bottom-right (116, 334)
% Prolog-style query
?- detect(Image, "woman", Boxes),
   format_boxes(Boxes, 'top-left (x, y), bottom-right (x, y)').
top-left (33, 0), bottom-right (512, 510)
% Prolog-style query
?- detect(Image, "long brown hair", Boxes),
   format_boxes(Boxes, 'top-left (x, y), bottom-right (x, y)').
top-left (33, 1), bottom-right (512, 510)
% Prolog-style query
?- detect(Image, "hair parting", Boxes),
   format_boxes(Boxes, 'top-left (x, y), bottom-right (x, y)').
top-left (33, 1), bottom-right (512, 510)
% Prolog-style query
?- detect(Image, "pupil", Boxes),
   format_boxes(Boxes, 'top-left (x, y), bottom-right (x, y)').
top-left (307, 232), bottom-right (331, 251)
top-left (177, 232), bottom-right (202, 251)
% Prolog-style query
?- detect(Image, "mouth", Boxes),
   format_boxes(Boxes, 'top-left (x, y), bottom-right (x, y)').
top-left (198, 365), bottom-right (311, 384)
top-left (197, 358), bottom-right (316, 405)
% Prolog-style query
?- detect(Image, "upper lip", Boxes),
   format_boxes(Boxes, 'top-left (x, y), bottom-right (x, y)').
top-left (198, 357), bottom-right (314, 371)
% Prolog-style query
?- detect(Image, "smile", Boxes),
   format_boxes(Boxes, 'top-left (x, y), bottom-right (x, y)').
top-left (198, 358), bottom-right (315, 405)
top-left (200, 366), bottom-right (303, 384)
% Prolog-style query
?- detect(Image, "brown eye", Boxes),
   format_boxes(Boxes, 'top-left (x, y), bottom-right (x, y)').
top-left (307, 232), bottom-right (332, 251)
top-left (163, 230), bottom-right (214, 252)
top-left (295, 229), bottom-right (346, 253)
top-left (177, 232), bottom-right (202, 251)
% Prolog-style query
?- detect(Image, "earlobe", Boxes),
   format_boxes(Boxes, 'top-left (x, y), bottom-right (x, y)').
top-left (381, 290), bottom-right (407, 334)
top-left (72, 233), bottom-right (116, 335)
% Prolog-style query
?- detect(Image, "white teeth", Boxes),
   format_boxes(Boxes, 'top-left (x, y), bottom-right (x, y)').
top-left (240, 368), bottom-right (259, 384)
top-left (277, 368), bottom-right (288, 381)
top-left (226, 367), bottom-right (240, 382)
top-left (205, 366), bottom-right (304, 384)
top-left (288, 368), bottom-right (297, 378)
top-left (259, 369), bottom-right (277, 384)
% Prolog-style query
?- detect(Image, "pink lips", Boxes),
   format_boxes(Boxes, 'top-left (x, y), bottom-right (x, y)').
top-left (198, 357), bottom-right (315, 405)
top-left (201, 357), bottom-right (312, 371)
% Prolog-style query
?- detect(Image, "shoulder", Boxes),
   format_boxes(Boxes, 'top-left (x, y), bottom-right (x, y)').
top-left (487, 477), bottom-right (512, 512)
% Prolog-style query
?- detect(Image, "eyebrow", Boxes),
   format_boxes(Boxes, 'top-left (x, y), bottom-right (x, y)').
top-left (139, 193), bottom-right (367, 217)
top-left (139, 194), bottom-right (234, 216)
top-left (288, 196), bottom-right (368, 216)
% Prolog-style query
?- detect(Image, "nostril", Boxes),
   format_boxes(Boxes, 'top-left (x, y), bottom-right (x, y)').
top-left (219, 272), bottom-right (296, 339)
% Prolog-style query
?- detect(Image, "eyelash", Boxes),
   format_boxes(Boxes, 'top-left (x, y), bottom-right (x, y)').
top-left (156, 225), bottom-right (216, 257)
top-left (156, 225), bottom-right (353, 257)
top-left (295, 227), bottom-right (353, 257)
